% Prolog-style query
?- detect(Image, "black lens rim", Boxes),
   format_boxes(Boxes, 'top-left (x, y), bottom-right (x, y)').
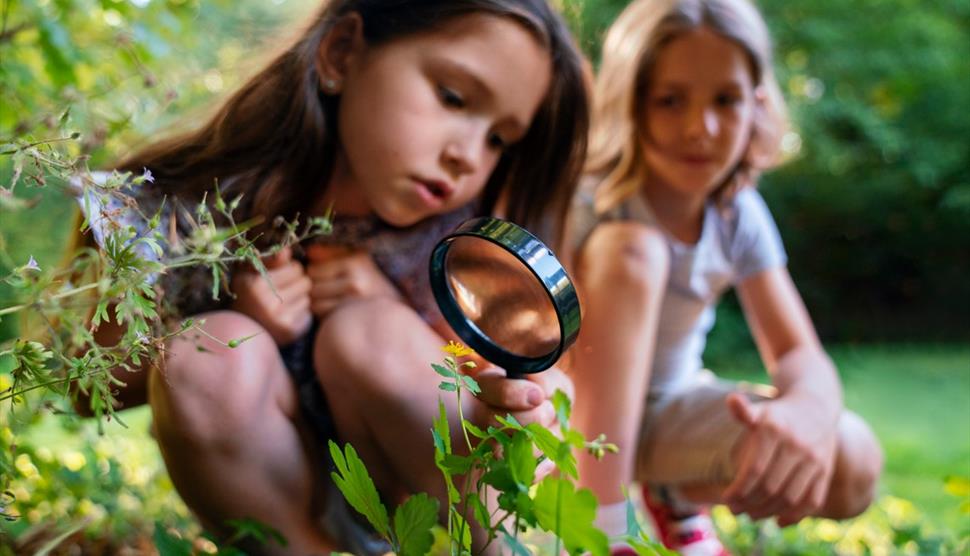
top-left (429, 217), bottom-right (581, 374)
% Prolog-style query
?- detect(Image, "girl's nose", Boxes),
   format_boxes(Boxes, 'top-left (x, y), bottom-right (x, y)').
top-left (685, 105), bottom-right (718, 140)
top-left (442, 127), bottom-right (488, 179)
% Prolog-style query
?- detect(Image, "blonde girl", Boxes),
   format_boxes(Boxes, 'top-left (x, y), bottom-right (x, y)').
top-left (81, 0), bottom-right (588, 553)
top-left (568, 0), bottom-right (882, 553)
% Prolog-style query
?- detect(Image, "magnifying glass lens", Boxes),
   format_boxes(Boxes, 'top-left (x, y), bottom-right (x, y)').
top-left (444, 236), bottom-right (560, 358)
top-left (430, 217), bottom-right (580, 374)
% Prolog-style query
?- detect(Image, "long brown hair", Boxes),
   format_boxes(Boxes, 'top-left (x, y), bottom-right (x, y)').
top-left (587, 0), bottom-right (788, 214)
top-left (115, 0), bottom-right (589, 250)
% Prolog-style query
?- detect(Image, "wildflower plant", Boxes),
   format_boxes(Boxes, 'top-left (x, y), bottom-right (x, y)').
top-left (0, 131), bottom-right (330, 539)
top-left (328, 342), bottom-right (668, 556)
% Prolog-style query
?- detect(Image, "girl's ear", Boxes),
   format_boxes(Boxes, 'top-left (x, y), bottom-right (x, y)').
top-left (316, 13), bottom-right (365, 95)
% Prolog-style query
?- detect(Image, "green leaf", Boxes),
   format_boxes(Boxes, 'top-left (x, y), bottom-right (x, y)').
top-left (525, 423), bottom-right (578, 478)
top-left (432, 400), bottom-right (460, 504)
top-left (224, 518), bottom-right (287, 548)
top-left (432, 363), bottom-right (458, 379)
top-left (507, 431), bottom-right (536, 486)
top-left (449, 511), bottom-right (473, 553)
top-left (461, 374), bottom-right (481, 394)
top-left (626, 497), bottom-right (642, 538)
top-left (438, 381), bottom-right (458, 392)
top-left (393, 492), bottom-right (439, 556)
top-left (328, 441), bottom-right (391, 539)
top-left (440, 453), bottom-right (474, 475)
top-left (552, 389), bottom-right (571, 429)
top-left (495, 414), bottom-right (523, 430)
top-left (482, 459), bottom-right (518, 492)
top-left (534, 477), bottom-right (608, 556)
top-left (462, 419), bottom-right (487, 439)
top-left (629, 532), bottom-right (678, 556)
top-left (466, 492), bottom-right (491, 533)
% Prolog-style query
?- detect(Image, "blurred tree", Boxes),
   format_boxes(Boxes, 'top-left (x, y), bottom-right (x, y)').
top-left (0, 0), bottom-right (315, 342)
top-left (2, 0), bottom-right (967, 345)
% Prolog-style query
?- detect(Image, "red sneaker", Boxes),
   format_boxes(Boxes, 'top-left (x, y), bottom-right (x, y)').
top-left (641, 486), bottom-right (730, 556)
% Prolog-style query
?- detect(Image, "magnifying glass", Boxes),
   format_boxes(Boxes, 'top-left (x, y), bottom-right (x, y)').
top-left (429, 217), bottom-right (581, 375)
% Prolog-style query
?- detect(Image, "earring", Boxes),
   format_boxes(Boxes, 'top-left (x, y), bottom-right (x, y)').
top-left (324, 79), bottom-right (338, 93)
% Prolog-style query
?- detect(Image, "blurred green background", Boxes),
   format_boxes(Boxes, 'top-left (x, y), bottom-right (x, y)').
top-left (1, 0), bottom-right (968, 552)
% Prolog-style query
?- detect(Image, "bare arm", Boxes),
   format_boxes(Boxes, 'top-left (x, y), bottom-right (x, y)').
top-left (737, 266), bottom-right (841, 421)
top-left (723, 266), bottom-right (843, 521)
top-left (569, 222), bottom-right (670, 503)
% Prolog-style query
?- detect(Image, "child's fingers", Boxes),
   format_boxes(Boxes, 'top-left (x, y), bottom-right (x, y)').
top-left (527, 366), bottom-right (575, 404)
top-left (723, 429), bottom-right (780, 506)
top-left (263, 246), bottom-right (292, 270)
top-left (280, 302), bottom-right (313, 339)
top-left (265, 261), bottom-right (308, 288)
top-left (306, 243), bottom-right (354, 263)
top-left (747, 462), bottom-right (802, 519)
top-left (806, 466), bottom-right (830, 517)
top-left (726, 392), bottom-right (759, 428)
top-left (760, 447), bottom-right (803, 503)
top-left (306, 258), bottom-right (347, 281)
top-left (310, 275), bottom-right (350, 300)
top-left (277, 272), bottom-right (312, 303)
top-left (311, 298), bottom-right (340, 318)
top-left (483, 400), bottom-right (557, 430)
top-left (775, 466), bottom-right (824, 526)
top-left (535, 458), bottom-right (557, 481)
top-left (475, 366), bottom-right (544, 411)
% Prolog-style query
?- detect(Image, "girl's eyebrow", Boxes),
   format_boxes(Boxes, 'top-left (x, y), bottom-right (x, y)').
top-left (651, 79), bottom-right (746, 91)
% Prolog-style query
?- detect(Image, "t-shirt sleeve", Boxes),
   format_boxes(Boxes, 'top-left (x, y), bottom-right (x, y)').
top-left (731, 188), bottom-right (788, 280)
top-left (74, 171), bottom-right (165, 276)
top-left (73, 171), bottom-right (230, 318)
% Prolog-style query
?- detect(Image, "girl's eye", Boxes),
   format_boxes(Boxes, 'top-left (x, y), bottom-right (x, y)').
top-left (487, 132), bottom-right (508, 151)
top-left (715, 93), bottom-right (741, 107)
top-left (438, 86), bottom-right (465, 109)
top-left (654, 94), bottom-right (681, 108)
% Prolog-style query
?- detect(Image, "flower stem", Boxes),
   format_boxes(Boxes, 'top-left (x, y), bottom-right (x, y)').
top-left (0, 282), bottom-right (101, 317)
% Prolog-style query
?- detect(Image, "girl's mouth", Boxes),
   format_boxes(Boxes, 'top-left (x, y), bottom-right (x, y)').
top-left (414, 177), bottom-right (454, 207)
top-left (416, 178), bottom-right (453, 201)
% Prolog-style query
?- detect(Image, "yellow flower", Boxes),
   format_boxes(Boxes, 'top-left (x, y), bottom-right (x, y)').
top-left (441, 341), bottom-right (474, 358)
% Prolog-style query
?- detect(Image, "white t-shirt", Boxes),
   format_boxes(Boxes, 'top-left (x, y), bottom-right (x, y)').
top-left (571, 187), bottom-right (788, 395)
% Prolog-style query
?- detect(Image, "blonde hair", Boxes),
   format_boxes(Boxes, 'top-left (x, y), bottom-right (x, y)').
top-left (587, 0), bottom-right (789, 213)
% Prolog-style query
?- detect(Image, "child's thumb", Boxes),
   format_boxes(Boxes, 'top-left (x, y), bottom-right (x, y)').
top-left (263, 246), bottom-right (292, 269)
top-left (726, 392), bottom-right (759, 428)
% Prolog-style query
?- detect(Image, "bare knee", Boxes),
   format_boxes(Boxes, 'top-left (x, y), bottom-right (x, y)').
top-left (822, 412), bottom-right (883, 519)
top-left (313, 298), bottom-right (420, 398)
top-left (152, 310), bottom-right (285, 448)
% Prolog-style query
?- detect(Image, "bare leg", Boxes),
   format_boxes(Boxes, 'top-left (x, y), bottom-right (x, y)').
top-left (571, 223), bottom-right (670, 504)
top-left (149, 311), bottom-right (335, 555)
top-left (313, 298), bottom-right (460, 503)
top-left (676, 410), bottom-right (883, 521)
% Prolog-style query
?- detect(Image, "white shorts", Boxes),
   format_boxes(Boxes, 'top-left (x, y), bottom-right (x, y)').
top-left (636, 370), bottom-right (777, 486)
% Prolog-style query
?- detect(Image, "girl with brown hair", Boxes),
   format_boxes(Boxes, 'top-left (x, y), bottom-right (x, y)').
top-left (82, 1), bottom-right (589, 552)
